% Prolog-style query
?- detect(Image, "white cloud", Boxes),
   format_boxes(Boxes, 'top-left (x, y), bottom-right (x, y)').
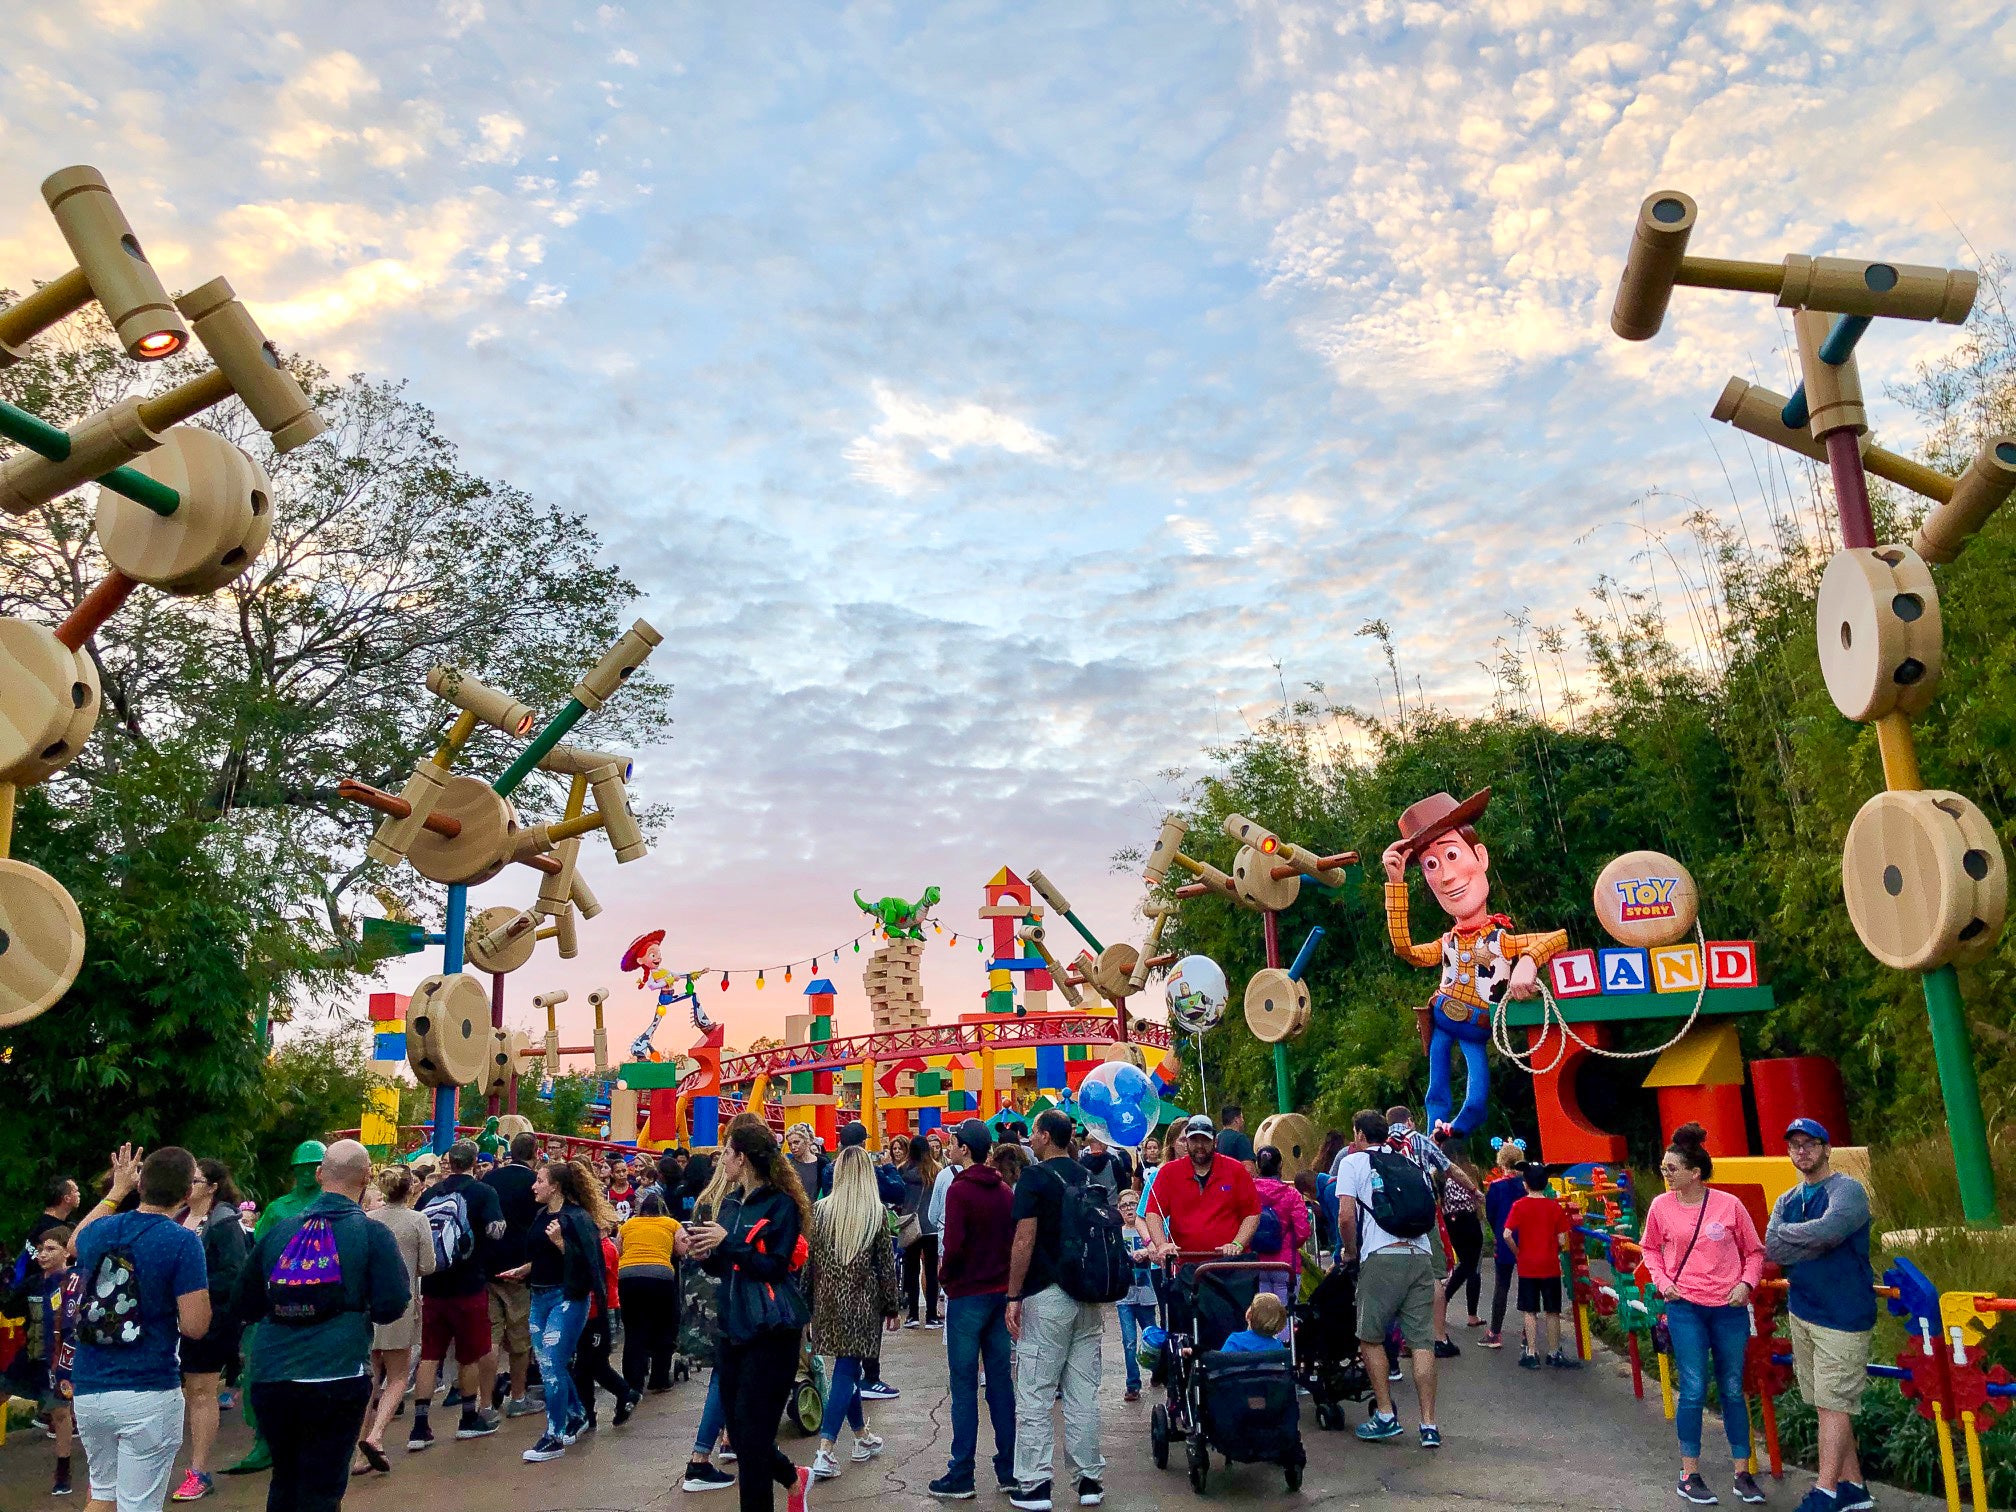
top-left (843, 383), bottom-right (1061, 496)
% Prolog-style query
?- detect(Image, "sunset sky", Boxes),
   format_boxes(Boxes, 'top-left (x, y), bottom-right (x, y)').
top-left (5, 0), bottom-right (2011, 1062)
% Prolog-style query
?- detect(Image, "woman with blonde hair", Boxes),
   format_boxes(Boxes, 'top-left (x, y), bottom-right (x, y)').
top-left (687, 1120), bottom-right (814, 1510)
top-left (805, 1146), bottom-right (900, 1480)
top-left (354, 1165), bottom-right (435, 1474)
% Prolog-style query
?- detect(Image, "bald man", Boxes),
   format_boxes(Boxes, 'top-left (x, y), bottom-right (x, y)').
top-left (236, 1139), bottom-right (411, 1512)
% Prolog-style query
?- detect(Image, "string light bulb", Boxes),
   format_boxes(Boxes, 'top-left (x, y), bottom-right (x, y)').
top-left (756, 970), bottom-right (765, 990)
top-left (719, 972), bottom-right (729, 991)
top-left (784, 964), bottom-right (793, 983)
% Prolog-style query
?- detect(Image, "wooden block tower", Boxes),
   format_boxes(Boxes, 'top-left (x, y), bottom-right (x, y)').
top-left (864, 938), bottom-right (927, 1031)
top-left (981, 868), bottom-right (1051, 1012)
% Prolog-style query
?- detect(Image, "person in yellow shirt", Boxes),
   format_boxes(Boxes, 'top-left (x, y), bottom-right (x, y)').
top-left (615, 1191), bottom-right (682, 1392)
top-left (1382, 789), bottom-right (1566, 1137)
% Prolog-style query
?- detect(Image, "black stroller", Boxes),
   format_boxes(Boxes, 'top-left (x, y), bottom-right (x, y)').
top-left (1297, 1261), bottom-right (1375, 1430)
top-left (1149, 1256), bottom-right (1305, 1494)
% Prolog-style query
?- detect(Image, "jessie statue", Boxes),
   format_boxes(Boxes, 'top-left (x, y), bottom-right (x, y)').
top-left (1382, 788), bottom-right (1566, 1137)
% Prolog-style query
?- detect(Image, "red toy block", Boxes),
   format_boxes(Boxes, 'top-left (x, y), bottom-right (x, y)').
top-left (368, 991), bottom-right (410, 1023)
top-left (1528, 1023), bottom-right (1628, 1165)
top-left (1705, 941), bottom-right (1758, 988)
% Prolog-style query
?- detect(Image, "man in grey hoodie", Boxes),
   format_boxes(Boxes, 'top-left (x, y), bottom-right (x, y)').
top-left (1764, 1118), bottom-right (1876, 1512)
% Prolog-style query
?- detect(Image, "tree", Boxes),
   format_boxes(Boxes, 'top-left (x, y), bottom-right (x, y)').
top-left (0, 301), bottom-right (670, 1234)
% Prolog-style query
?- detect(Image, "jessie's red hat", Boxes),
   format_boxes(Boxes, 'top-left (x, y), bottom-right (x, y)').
top-left (620, 929), bottom-right (665, 973)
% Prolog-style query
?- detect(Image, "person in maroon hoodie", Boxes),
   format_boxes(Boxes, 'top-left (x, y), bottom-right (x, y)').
top-left (931, 1119), bottom-right (1017, 1500)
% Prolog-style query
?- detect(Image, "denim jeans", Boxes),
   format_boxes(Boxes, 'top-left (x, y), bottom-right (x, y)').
top-left (692, 1369), bottom-right (724, 1456)
top-left (819, 1355), bottom-right (869, 1442)
top-left (530, 1287), bottom-right (588, 1440)
top-left (1117, 1302), bottom-right (1155, 1392)
top-left (945, 1292), bottom-right (1015, 1488)
top-left (1666, 1298), bottom-right (1752, 1460)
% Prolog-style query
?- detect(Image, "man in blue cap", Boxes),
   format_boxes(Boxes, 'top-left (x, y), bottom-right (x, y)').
top-left (1765, 1118), bottom-right (1875, 1512)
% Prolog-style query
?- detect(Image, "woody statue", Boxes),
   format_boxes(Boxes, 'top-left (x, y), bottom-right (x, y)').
top-left (1382, 789), bottom-right (1567, 1137)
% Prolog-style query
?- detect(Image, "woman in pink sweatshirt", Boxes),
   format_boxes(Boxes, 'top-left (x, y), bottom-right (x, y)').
top-left (1640, 1122), bottom-right (1767, 1507)
top-left (1252, 1146), bottom-right (1312, 1334)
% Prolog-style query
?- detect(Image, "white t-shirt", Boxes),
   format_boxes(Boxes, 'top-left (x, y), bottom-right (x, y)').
top-left (927, 1163), bottom-right (957, 1234)
top-left (1333, 1148), bottom-right (1431, 1259)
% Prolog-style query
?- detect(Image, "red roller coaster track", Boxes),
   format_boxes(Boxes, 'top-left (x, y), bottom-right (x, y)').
top-left (678, 1014), bottom-right (1173, 1094)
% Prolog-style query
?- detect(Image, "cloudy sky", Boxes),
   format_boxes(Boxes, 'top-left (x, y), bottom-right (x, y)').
top-left (5, 0), bottom-right (2011, 1061)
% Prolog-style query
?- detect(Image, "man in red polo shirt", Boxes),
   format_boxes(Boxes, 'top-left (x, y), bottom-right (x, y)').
top-left (1144, 1115), bottom-right (1261, 1258)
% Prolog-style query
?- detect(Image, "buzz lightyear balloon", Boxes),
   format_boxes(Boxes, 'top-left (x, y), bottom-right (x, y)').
top-left (1165, 954), bottom-right (1228, 1034)
top-left (1077, 1059), bottom-right (1160, 1151)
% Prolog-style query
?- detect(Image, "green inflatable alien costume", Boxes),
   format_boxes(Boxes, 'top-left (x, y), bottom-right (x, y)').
top-left (854, 885), bottom-right (942, 940)
top-left (223, 1140), bottom-right (325, 1476)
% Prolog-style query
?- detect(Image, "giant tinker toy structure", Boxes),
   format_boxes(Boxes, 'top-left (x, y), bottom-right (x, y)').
top-left (338, 624), bottom-right (661, 1153)
top-left (1608, 191), bottom-right (2010, 1225)
top-left (1, 166), bottom-right (326, 1030)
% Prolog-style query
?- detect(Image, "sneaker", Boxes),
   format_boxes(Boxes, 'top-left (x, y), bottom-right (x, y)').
top-left (1009, 1483), bottom-right (1053, 1511)
top-left (561, 1412), bottom-right (588, 1446)
top-left (852, 1433), bottom-right (884, 1462)
top-left (522, 1434), bottom-right (566, 1463)
top-left (812, 1446), bottom-right (842, 1481)
top-left (926, 1319), bottom-right (944, 1330)
top-left (52, 1480), bottom-right (73, 1497)
top-left (1433, 1338), bottom-right (1460, 1358)
top-left (858, 1381), bottom-right (901, 1400)
top-left (505, 1396), bottom-right (541, 1418)
top-left (456, 1409), bottom-right (500, 1439)
top-left (1077, 1480), bottom-right (1103, 1506)
top-left (1547, 1350), bottom-right (1583, 1370)
top-left (1387, 1364), bottom-right (1404, 1381)
top-left (442, 1389), bottom-right (467, 1408)
top-left (1791, 1494), bottom-right (1833, 1512)
top-left (1419, 1425), bottom-right (1442, 1449)
top-left (927, 1472), bottom-right (976, 1500)
top-left (1732, 1471), bottom-right (1767, 1504)
top-left (681, 1461), bottom-right (737, 1492)
top-left (786, 1465), bottom-right (811, 1512)
top-left (1123, 1388), bottom-right (1140, 1402)
top-left (218, 1390), bottom-right (235, 1409)
top-left (406, 1418), bottom-right (435, 1452)
top-left (1835, 1482), bottom-right (1874, 1511)
top-left (613, 1390), bottom-right (639, 1426)
top-left (904, 1317), bottom-right (923, 1328)
top-left (1355, 1412), bottom-right (1404, 1442)
top-left (170, 1471), bottom-right (214, 1502)
top-left (1677, 1472), bottom-right (1719, 1505)
top-left (1518, 1351), bottom-right (1542, 1370)
top-left (1481, 1331), bottom-right (1504, 1349)
top-left (718, 1445), bottom-right (739, 1463)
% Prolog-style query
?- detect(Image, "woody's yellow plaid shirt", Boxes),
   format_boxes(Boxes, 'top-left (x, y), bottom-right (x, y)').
top-left (1384, 881), bottom-right (1567, 1014)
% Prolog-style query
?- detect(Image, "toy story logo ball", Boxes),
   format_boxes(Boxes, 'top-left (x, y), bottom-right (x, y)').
top-left (1164, 954), bottom-right (1228, 1034)
top-left (1077, 1059), bottom-right (1160, 1150)
top-left (1593, 850), bottom-right (1698, 948)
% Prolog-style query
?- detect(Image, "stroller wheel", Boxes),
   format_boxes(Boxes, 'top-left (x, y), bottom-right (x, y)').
top-left (1285, 1461), bottom-right (1303, 1493)
top-left (1313, 1402), bottom-right (1333, 1432)
top-left (791, 1378), bottom-right (822, 1436)
top-left (1150, 1404), bottom-right (1170, 1470)
top-left (1186, 1434), bottom-right (1208, 1494)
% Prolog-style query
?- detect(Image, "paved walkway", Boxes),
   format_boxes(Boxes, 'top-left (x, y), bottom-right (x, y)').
top-left (0, 1274), bottom-right (1946, 1509)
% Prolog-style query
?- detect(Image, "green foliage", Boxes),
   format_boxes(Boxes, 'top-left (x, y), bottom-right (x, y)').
top-left (0, 302), bottom-right (668, 1236)
top-left (1145, 279), bottom-right (2016, 1171)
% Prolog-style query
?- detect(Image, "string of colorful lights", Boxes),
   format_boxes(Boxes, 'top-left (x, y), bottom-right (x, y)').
top-left (669, 920), bottom-right (998, 993)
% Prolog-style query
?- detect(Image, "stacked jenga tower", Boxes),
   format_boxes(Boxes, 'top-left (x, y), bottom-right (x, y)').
top-left (864, 935), bottom-right (928, 1030)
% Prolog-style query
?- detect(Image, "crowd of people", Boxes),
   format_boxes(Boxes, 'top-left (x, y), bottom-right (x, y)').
top-left (6, 1100), bottom-right (1878, 1512)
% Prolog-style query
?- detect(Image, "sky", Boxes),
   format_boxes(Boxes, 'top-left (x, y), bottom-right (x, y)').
top-left (5, 0), bottom-right (2014, 1067)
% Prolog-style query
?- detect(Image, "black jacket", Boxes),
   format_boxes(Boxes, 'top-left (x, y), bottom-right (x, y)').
top-left (526, 1202), bottom-right (604, 1303)
top-left (701, 1184), bottom-right (807, 1344)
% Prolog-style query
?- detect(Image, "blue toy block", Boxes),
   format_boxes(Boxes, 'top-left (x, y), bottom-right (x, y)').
top-left (1598, 947), bottom-right (1652, 995)
top-left (689, 1095), bottom-right (720, 1149)
top-left (373, 1031), bottom-right (407, 1060)
top-left (1036, 1044), bottom-right (1066, 1090)
top-left (918, 1107), bottom-right (943, 1135)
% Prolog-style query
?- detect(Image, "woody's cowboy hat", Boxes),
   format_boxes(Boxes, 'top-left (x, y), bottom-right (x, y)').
top-left (1393, 788), bottom-right (1492, 860)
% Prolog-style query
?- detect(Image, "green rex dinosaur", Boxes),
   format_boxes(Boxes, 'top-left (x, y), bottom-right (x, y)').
top-left (855, 885), bottom-right (942, 940)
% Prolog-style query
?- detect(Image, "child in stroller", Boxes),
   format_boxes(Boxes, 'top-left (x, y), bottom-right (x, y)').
top-left (1148, 1257), bottom-right (1306, 1494)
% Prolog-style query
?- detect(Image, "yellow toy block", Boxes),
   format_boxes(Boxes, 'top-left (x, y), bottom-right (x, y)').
top-left (1652, 943), bottom-right (1704, 993)
top-left (1643, 1021), bottom-right (1744, 1088)
top-left (1710, 1154), bottom-right (1800, 1213)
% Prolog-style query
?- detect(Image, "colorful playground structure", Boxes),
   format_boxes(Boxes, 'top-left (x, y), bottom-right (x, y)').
top-left (584, 869), bottom-right (1185, 1152)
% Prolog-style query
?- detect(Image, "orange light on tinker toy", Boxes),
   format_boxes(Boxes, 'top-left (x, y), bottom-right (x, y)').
top-left (134, 329), bottom-right (183, 359)
top-left (1258, 835), bottom-right (1279, 854)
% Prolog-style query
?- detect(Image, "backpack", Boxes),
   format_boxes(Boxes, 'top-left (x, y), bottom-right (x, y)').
top-left (1360, 1150), bottom-right (1437, 1241)
top-left (77, 1229), bottom-right (145, 1349)
top-left (420, 1187), bottom-right (475, 1273)
top-left (1054, 1168), bottom-right (1131, 1304)
top-left (267, 1215), bottom-right (352, 1325)
top-left (1249, 1202), bottom-right (1283, 1257)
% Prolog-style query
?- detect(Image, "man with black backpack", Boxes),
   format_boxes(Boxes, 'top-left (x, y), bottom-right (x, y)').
top-left (1335, 1109), bottom-right (1444, 1450)
top-left (236, 1139), bottom-right (410, 1512)
top-left (1004, 1109), bottom-right (1117, 1511)
top-left (408, 1139), bottom-right (506, 1449)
